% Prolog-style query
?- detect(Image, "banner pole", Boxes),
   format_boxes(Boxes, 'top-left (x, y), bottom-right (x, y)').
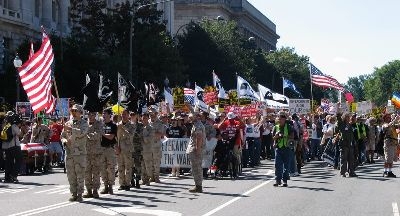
top-left (309, 64), bottom-right (314, 112)
top-left (52, 78), bottom-right (64, 124)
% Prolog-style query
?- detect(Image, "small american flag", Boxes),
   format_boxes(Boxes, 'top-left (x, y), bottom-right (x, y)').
top-left (18, 31), bottom-right (55, 114)
top-left (310, 63), bottom-right (344, 92)
top-left (184, 88), bottom-right (195, 105)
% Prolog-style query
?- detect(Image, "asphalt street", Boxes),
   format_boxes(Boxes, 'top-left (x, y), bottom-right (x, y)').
top-left (0, 159), bottom-right (399, 216)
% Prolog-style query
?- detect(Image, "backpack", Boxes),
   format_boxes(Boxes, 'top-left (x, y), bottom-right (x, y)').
top-left (0, 123), bottom-right (13, 142)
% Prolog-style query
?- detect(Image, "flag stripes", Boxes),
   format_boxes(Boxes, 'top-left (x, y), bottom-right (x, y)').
top-left (310, 63), bottom-right (344, 91)
top-left (17, 32), bottom-right (55, 114)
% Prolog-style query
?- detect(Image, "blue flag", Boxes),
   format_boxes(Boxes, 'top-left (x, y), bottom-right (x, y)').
top-left (283, 78), bottom-right (302, 97)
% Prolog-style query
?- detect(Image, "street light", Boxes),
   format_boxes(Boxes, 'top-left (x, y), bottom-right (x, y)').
top-left (129, 0), bottom-right (174, 86)
top-left (13, 54), bottom-right (22, 102)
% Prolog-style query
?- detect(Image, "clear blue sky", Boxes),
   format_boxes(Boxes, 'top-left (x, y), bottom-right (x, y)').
top-left (248, 0), bottom-right (400, 83)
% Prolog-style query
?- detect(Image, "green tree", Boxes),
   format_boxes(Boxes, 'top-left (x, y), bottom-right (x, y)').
top-left (364, 60), bottom-right (400, 106)
top-left (177, 20), bottom-right (254, 89)
top-left (344, 75), bottom-right (369, 102)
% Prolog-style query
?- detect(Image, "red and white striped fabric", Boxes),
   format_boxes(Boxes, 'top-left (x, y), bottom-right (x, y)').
top-left (18, 32), bottom-right (55, 114)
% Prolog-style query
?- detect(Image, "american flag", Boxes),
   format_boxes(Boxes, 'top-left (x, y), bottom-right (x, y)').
top-left (310, 63), bottom-right (345, 92)
top-left (18, 31), bottom-right (55, 114)
top-left (184, 88), bottom-right (195, 105)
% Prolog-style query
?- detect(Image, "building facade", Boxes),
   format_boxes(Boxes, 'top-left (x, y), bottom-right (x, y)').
top-left (173, 0), bottom-right (279, 51)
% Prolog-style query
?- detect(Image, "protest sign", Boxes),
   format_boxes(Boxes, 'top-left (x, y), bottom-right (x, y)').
top-left (161, 138), bottom-right (191, 168)
top-left (16, 102), bottom-right (32, 119)
top-left (356, 101), bottom-right (373, 115)
top-left (203, 86), bottom-right (218, 106)
top-left (289, 99), bottom-right (310, 114)
top-left (173, 87), bottom-right (184, 109)
top-left (53, 98), bottom-right (69, 118)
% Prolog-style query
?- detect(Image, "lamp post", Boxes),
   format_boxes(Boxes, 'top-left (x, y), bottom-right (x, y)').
top-left (129, 0), bottom-right (174, 86)
top-left (13, 54), bottom-right (22, 102)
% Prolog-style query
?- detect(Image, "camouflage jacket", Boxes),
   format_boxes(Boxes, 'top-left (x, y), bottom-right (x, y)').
top-left (87, 120), bottom-right (103, 155)
top-left (62, 118), bottom-right (88, 157)
top-left (117, 121), bottom-right (135, 152)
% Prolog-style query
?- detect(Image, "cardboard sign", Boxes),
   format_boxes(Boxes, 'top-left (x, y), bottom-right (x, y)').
top-left (228, 90), bottom-right (238, 105)
top-left (289, 99), bottom-right (310, 114)
top-left (16, 102), bottom-right (32, 119)
top-left (173, 87), bottom-right (184, 109)
top-left (224, 103), bottom-right (259, 118)
top-left (161, 138), bottom-right (191, 168)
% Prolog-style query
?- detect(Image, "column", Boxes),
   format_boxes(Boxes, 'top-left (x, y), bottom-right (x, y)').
top-left (59, 0), bottom-right (69, 33)
top-left (41, 0), bottom-right (52, 28)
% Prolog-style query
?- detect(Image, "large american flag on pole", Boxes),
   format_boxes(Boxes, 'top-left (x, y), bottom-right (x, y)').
top-left (17, 31), bottom-right (55, 114)
top-left (310, 63), bottom-right (345, 92)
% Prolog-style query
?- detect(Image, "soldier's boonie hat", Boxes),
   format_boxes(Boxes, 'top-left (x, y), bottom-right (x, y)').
top-left (72, 104), bottom-right (84, 113)
top-left (278, 111), bottom-right (287, 118)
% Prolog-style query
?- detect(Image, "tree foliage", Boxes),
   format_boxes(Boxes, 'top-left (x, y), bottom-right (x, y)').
top-left (364, 60), bottom-right (400, 106)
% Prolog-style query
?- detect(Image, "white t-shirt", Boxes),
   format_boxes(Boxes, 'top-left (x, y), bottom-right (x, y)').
top-left (245, 124), bottom-right (261, 138)
top-left (262, 122), bottom-right (273, 136)
top-left (202, 138), bottom-right (218, 168)
top-left (322, 123), bottom-right (335, 138)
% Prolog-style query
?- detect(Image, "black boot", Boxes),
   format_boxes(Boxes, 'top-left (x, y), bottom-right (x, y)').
top-left (135, 179), bottom-right (140, 189)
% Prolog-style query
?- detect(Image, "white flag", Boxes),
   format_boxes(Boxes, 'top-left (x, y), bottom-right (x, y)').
top-left (258, 84), bottom-right (289, 109)
top-left (83, 74), bottom-right (90, 107)
top-left (213, 72), bottom-right (227, 99)
top-left (237, 76), bottom-right (259, 101)
top-left (195, 84), bottom-right (209, 111)
top-left (164, 88), bottom-right (174, 111)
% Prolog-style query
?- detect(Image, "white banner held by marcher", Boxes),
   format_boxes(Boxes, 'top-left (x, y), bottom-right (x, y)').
top-left (289, 99), bottom-right (310, 114)
top-left (161, 138), bottom-right (191, 168)
top-left (356, 101), bottom-right (373, 115)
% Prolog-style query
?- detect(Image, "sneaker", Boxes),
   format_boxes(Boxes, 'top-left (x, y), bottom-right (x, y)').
top-left (340, 174), bottom-right (346, 178)
top-left (118, 186), bottom-right (125, 191)
top-left (169, 173), bottom-right (177, 177)
top-left (188, 185), bottom-right (202, 193)
top-left (69, 194), bottom-right (77, 202)
top-left (273, 181), bottom-right (281, 187)
top-left (387, 172), bottom-right (397, 178)
top-left (282, 181), bottom-right (288, 187)
top-left (349, 173), bottom-right (358, 178)
top-left (293, 172), bottom-right (299, 177)
top-left (383, 171), bottom-right (388, 177)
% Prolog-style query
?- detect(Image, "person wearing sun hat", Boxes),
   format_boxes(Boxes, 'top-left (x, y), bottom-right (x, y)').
top-left (61, 104), bottom-right (88, 202)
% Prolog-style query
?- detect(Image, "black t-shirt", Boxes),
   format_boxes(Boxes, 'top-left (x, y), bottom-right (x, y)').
top-left (101, 121), bottom-right (117, 148)
top-left (166, 126), bottom-right (185, 138)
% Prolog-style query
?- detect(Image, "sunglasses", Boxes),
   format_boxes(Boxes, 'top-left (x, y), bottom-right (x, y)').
top-left (71, 109), bottom-right (78, 113)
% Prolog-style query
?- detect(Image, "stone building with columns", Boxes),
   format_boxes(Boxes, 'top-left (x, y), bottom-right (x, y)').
top-left (173, 0), bottom-right (279, 51)
top-left (0, 0), bottom-right (70, 51)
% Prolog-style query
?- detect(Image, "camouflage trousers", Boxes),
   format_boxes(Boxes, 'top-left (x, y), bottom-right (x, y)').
top-left (85, 154), bottom-right (101, 190)
top-left (141, 151), bottom-right (153, 182)
top-left (117, 151), bottom-right (133, 186)
top-left (151, 146), bottom-right (162, 179)
top-left (132, 152), bottom-right (142, 180)
top-left (66, 155), bottom-right (86, 195)
top-left (100, 147), bottom-right (116, 185)
top-left (189, 151), bottom-right (203, 186)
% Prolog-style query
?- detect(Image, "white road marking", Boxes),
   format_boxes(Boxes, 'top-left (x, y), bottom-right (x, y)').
top-left (34, 185), bottom-right (69, 194)
top-left (201, 170), bottom-right (274, 216)
top-left (93, 207), bottom-right (182, 216)
top-left (393, 202), bottom-right (399, 216)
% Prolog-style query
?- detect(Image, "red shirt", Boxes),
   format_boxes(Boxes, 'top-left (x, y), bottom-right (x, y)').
top-left (49, 124), bottom-right (63, 142)
top-left (219, 119), bottom-right (245, 145)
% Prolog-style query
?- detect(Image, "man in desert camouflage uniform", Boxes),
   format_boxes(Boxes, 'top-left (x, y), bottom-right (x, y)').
top-left (30, 117), bottom-right (51, 144)
top-left (117, 110), bottom-right (135, 191)
top-left (187, 111), bottom-right (206, 193)
top-left (61, 104), bottom-right (88, 202)
top-left (141, 113), bottom-right (153, 186)
top-left (131, 112), bottom-right (143, 188)
top-left (149, 108), bottom-right (165, 183)
top-left (83, 112), bottom-right (103, 198)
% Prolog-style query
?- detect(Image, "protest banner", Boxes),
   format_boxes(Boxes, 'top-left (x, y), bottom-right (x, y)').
top-left (53, 98), bottom-right (69, 118)
top-left (203, 86), bottom-right (218, 106)
top-left (161, 138), bottom-right (191, 168)
top-left (356, 101), bottom-right (373, 115)
top-left (16, 102), bottom-right (32, 119)
top-left (173, 87), bottom-right (184, 109)
top-left (289, 99), bottom-right (310, 114)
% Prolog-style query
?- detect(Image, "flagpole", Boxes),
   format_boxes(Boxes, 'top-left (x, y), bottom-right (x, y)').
top-left (52, 78), bottom-right (64, 124)
top-left (282, 77), bottom-right (285, 95)
top-left (236, 72), bottom-right (240, 106)
top-left (309, 64), bottom-right (314, 112)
